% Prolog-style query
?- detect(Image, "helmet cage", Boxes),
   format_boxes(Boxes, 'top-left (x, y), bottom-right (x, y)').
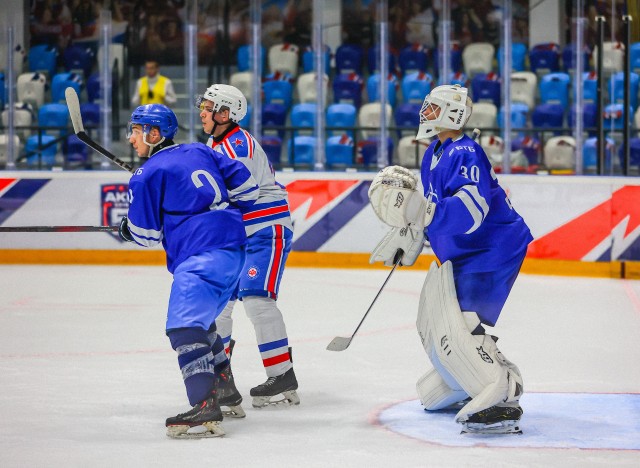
top-left (415, 84), bottom-right (472, 140)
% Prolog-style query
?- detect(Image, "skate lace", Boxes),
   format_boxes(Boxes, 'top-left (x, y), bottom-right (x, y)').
top-left (262, 376), bottom-right (277, 387)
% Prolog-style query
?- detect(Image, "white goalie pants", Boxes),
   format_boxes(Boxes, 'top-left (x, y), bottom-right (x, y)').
top-left (416, 261), bottom-right (523, 422)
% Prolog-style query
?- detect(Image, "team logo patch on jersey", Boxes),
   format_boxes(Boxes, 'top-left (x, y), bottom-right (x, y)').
top-left (246, 265), bottom-right (260, 280)
top-left (101, 184), bottom-right (130, 242)
top-left (232, 138), bottom-right (244, 147)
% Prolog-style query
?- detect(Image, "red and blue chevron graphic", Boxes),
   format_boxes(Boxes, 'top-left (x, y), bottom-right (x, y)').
top-left (527, 185), bottom-right (640, 261)
top-left (0, 178), bottom-right (51, 225)
top-left (286, 179), bottom-right (369, 251)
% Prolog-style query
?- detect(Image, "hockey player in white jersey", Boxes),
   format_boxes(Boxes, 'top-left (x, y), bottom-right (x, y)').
top-left (195, 84), bottom-right (299, 413)
top-left (119, 104), bottom-right (259, 438)
top-left (368, 84), bottom-right (532, 434)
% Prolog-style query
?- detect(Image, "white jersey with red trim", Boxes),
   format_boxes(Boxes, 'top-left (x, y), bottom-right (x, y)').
top-left (207, 127), bottom-right (293, 236)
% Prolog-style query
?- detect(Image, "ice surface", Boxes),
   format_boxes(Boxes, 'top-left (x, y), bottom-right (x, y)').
top-left (0, 265), bottom-right (639, 467)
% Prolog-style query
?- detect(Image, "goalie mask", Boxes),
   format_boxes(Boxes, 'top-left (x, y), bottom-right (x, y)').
top-left (415, 84), bottom-right (473, 141)
top-left (195, 84), bottom-right (248, 123)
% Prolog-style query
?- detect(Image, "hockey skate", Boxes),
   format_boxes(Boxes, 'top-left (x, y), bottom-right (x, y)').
top-left (460, 404), bottom-right (523, 435)
top-left (165, 391), bottom-right (225, 439)
top-left (250, 368), bottom-right (300, 408)
top-left (217, 364), bottom-right (246, 418)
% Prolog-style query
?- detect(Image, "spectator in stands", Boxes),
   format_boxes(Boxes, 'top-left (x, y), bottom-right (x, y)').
top-left (131, 59), bottom-right (177, 107)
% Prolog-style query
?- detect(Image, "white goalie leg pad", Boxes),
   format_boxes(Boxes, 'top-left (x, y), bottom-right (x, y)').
top-left (417, 261), bottom-right (521, 423)
top-left (416, 367), bottom-right (469, 410)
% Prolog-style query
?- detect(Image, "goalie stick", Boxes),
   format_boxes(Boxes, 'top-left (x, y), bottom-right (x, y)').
top-left (327, 129), bottom-right (481, 352)
top-left (65, 87), bottom-right (135, 174)
top-left (0, 225), bottom-right (118, 233)
top-left (326, 250), bottom-right (403, 352)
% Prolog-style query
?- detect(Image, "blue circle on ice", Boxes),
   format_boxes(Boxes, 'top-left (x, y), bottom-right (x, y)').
top-left (376, 393), bottom-right (640, 450)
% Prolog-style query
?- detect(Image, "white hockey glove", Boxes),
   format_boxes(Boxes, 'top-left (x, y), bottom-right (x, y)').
top-left (370, 225), bottom-right (425, 267)
top-left (368, 165), bottom-right (436, 229)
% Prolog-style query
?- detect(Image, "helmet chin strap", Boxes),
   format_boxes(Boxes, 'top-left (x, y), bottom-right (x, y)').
top-left (209, 112), bottom-right (234, 138)
top-left (143, 132), bottom-right (166, 157)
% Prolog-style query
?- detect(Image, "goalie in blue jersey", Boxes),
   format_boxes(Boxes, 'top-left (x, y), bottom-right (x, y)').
top-left (368, 84), bottom-right (532, 435)
top-left (118, 104), bottom-right (259, 439)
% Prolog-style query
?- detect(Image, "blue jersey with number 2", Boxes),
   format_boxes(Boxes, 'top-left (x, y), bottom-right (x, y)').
top-left (420, 134), bottom-right (533, 274)
top-left (127, 142), bottom-right (259, 273)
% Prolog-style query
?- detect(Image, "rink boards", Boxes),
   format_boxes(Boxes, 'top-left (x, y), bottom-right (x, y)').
top-left (0, 171), bottom-right (639, 278)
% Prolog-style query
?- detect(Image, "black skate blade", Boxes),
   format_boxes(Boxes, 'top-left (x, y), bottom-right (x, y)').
top-left (460, 420), bottom-right (522, 436)
top-left (326, 336), bottom-right (351, 351)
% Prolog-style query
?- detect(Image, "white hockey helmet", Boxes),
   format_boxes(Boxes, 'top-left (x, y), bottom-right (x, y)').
top-left (195, 84), bottom-right (248, 123)
top-left (415, 84), bottom-right (473, 140)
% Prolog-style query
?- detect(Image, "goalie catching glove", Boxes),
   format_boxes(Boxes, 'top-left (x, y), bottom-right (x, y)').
top-left (368, 165), bottom-right (435, 229)
top-left (370, 225), bottom-right (425, 267)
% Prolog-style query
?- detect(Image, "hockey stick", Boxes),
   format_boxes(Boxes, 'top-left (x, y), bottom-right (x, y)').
top-left (65, 87), bottom-right (135, 174)
top-left (326, 250), bottom-right (403, 352)
top-left (0, 225), bottom-right (118, 233)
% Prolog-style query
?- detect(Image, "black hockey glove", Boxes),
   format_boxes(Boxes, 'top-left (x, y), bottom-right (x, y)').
top-left (118, 216), bottom-right (135, 242)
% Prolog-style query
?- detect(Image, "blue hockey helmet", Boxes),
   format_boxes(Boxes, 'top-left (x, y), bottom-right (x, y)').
top-left (127, 104), bottom-right (178, 140)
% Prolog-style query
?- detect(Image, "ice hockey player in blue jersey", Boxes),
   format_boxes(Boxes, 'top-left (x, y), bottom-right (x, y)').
top-left (118, 104), bottom-right (259, 438)
top-left (195, 84), bottom-right (299, 415)
top-left (368, 84), bottom-right (532, 435)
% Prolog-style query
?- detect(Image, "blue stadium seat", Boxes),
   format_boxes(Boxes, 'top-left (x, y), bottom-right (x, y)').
top-left (239, 104), bottom-right (251, 128)
top-left (62, 44), bottom-right (95, 78)
top-left (262, 103), bottom-right (287, 138)
top-left (620, 137), bottom-right (640, 167)
top-left (532, 103), bottom-right (565, 130)
top-left (608, 71), bottom-right (639, 111)
top-left (367, 45), bottom-right (396, 75)
top-left (326, 103), bottom-right (357, 137)
top-left (335, 43), bottom-right (364, 75)
top-left (583, 136), bottom-right (616, 171)
top-left (0, 73), bottom-right (4, 109)
top-left (539, 72), bottom-right (571, 108)
top-left (359, 137), bottom-right (393, 166)
top-left (399, 44), bottom-right (429, 75)
top-left (65, 134), bottom-right (88, 164)
top-left (580, 71), bottom-right (598, 103)
top-left (439, 71), bottom-right (468, 87)
top-left (332, 73), bottom-right (364, 108)
top-left (631, 42), bottom-right (640, 75)
top-left (562, 43), bottom-right (591, 74)
top-left (86, 73), bottom-right (100, 102)
top-left (497, 43), bottom-right (527, 72)
top-left (25, 134), bottom-right (57, 166)
top-left (498, 103), bottom-right (529, 131)
top-left (302, 46), bottom-right (331, 75)
top-left (432, 44), bottom-right (463, 75)
top-left (401, 72), bottom-right (433, 104)
top-left (394, 103), bottom-right (421, 138)
top-left (237, 44), bottom-right (265, 74)
top-left (263, 80), bottom-right (293, 109)
top-left (326, 134), bottom-right (354, 167)
top-left (569, 103), bottom-right (598, 135)
top-left (261, 135), bottom-right (282, 166)
top-left (529, 42), bottom-right (561, 75)
top-left (28, 44), bottom-right (58, 77)
top-left (511, 135), bottom-right (541, 166)
top-left (366, 73), bottom-right (398, 107)
top-left (80, 102), bottom-right (100, 127)
top-left (471, 72), bottom-right (501, 107)
top-left (290, 103), bottom-right (317, 136)
top-left (288, 135), bottom-right (316, 165)
top-left (51, 72), bottom-right (83, 103)
top-left (38, 103), bottom-right (69, 138)
top-left (603, 104), bottom-right (631, 130)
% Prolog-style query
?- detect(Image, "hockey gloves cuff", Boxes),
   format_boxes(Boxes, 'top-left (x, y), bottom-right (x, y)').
top-left (118, 216), bottom-right (135, 243)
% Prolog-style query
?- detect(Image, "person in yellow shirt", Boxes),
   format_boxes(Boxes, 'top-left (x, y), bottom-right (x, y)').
top-left (131, 60), bottom-right (177, 107)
